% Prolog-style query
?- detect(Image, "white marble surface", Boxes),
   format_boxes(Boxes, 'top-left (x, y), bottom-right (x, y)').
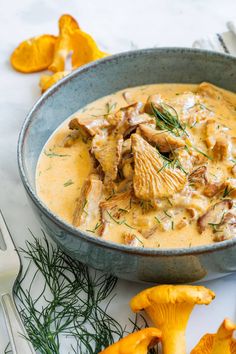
top-left (1, 0), bottom-right (236, 353)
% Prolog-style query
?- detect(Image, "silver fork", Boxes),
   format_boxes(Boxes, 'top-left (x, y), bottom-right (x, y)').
top-left (0, 210), bottom-right (35, 354)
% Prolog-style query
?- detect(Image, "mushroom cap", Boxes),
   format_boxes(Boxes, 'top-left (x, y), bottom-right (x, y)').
top-left (131, 134), bottom-right (187, 200)
top-left (130, 285), bottom-right (215, 312)
top-left (191, 318), bottom-right (236, 354)
top-left (99, 327), bottom-right (162, 354)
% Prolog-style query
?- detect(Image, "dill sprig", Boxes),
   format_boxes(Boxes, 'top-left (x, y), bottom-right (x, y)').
top-left (4, 343), bottom-right (12, 354)
top-left (14, 233), bottom-right (126, 354)
top-left (222, 185), bottom-right (233, 198)
top-left (44, 149), bottom-right (70, 158)
top-left (157, 150), bottom-right (187, 175)
top-left (3, 233), bottom-right (157, 354)
top-left (208, 213), bottom-right (226, 233)
top-left (63, 179), bottom-right (74, 187)
top-left (151, 102), bottom-right (187, 136)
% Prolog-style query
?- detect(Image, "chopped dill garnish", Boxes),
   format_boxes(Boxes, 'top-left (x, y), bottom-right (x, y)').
top-left (185, 144), bottom-right (213, 161)
top-left (106, 210), bottom-right (121, 224)
top-left (105, 189), bottom-right (115, 200)
top-left (86, 222), bottom-right (103, 233)
top-left (166, 198), bottom-right (173, 206)
top-left (105, 102), bottom-right (117, 114)
top-left (157, 158), bottom-right (171, 173)
top-left (208, 213), bottom-right (226, 232)
top-left (230, 158), bottom-right (236, 165)
top-left (134, 235), bottom-right (144, 247)
top-left (208, 222), bottom-right (220, 232)
top-left (164, 210), bottom-right (172, 218)
top-left (151, 102), bottom-right (187, 137)
top-left (154, 216), bottom-right (161, 224)
top-left (63, 179), bottom-right (74, 187)
top-left (188, 103), bottom-right (212, 112)
top-left (140, 200), bottom-right (154, 211)
top-left (192, 146), bottom-right (213, 160)
top-left (189, 120), bottom-right (198, 129)
top-left (157, 147), bottom-right (187, 175)
top-left (82, 199), bottom-right (88, 215)
top-left (106, 211), bottom-right (136, 230)
top-left (171, 221), bottom-right (174, 230)
top-left (44, 149), bottom-right (70, 158)
top-left (222, 185), bottom-right (233, 198)
top-left (4, 343), bottom-right (12, 354)
top-left (118, 208), bottom-right (128, 213)
top-left (123, 222), bottom-right (136, 230)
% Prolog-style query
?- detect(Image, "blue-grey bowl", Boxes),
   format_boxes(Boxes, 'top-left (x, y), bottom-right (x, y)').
top-left (18, 48), bottom-right (236, 284)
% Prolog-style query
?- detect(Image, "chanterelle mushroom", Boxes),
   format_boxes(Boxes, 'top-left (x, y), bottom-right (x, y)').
top-left (130, 285), bottom-right (215, 354)
top-left (131, 134), bottom-right (187, 200)
top-left (92, 133), bottom-right (123, 185)
top-left (191, 318), bottom-right (236, 354)
top-left (99, 327), bottom-right (162, 354)
top-left (139, 124), bottom-right (185, 153)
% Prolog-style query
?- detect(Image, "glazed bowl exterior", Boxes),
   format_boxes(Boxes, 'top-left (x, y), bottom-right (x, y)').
top-left (18, 48), bottom-right (236, 283)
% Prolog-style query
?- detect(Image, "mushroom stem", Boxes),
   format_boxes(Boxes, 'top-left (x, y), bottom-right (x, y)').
top-left (145, 303), bottom-right (194, 354)
top-left (162, 330), bottom-right (186, 354)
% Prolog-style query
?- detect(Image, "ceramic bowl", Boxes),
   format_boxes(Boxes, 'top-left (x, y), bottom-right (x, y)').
top-left (18, 48), bottom-right (236, 283)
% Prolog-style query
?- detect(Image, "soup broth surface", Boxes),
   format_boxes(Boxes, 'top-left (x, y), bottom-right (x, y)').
top-left (36, 83), bottom-right (236, 248)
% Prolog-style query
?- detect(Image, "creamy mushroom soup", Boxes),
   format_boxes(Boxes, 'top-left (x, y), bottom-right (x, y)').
top-left (36, 83), bottom-right (236, 248)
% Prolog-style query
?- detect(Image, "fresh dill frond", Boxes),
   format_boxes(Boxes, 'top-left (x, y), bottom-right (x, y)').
top-left (4, 343), bottom-right (12, 354)
top-left (151, 102), bottom-right (187, 136)
top-left (14, 233), bottom-right (127, 354)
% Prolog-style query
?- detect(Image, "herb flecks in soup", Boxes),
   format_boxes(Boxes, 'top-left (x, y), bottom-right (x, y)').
top-left (36, 83), bottom-right (236, 249)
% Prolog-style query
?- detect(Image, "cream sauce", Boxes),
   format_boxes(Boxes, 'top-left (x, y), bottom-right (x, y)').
top-left (36, 83), bottom-right (236, 248)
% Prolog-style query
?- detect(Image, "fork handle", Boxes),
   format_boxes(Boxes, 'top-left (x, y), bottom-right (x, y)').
top-left (1, 293), bottom-right (35, 354)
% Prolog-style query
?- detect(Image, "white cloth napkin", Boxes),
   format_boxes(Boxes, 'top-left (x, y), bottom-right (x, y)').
top-left (193, 21), bottom-right (236, 55)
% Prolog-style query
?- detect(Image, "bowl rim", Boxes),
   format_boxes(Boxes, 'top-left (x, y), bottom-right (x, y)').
top-left (18, 46), bottom-right (236, 257)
